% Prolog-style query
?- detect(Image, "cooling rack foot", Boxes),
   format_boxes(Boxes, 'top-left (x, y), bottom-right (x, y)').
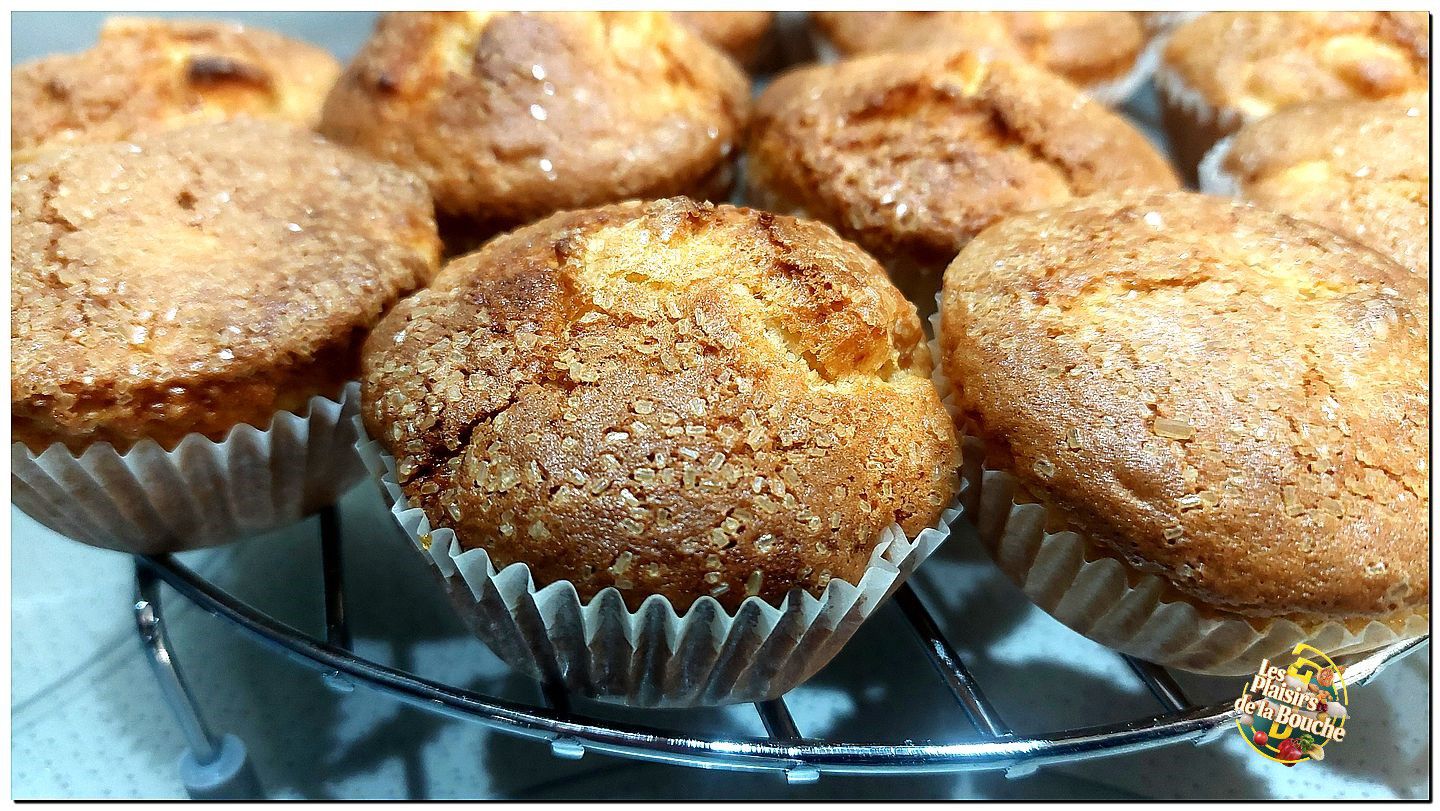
top-left (135, 562), bottom-right (263, 799)
top-left (178, 733), bottom-right (262, 800)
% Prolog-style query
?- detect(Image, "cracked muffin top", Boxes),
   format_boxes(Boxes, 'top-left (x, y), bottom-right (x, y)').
top-left (939, 191), bottom-right (1428, 622)
top-left (12, 119), bottom-right (441, 453)
top-left (812, 11), bottom-right (1145, 92)
top-left (747, 51), bottom-right (1179, 278)
top-left (1161, 12), bottom-right (1429, 120)
top-left (362, 197), bottom-right (957, 611)
top-left (673, 11), bottom-right (775, 68)
top-left (12, 17), bottom-right (340, 157)
top-left (1217, 99), bottom-right (1429, 278)
top-left (320, 12), bottom-right (750, 236)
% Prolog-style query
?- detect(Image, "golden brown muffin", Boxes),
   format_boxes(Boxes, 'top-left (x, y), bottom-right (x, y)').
top-left (1211, 99), bottom-right (1429, 279)
top-left (12, 17), bottom-right (340, 157)
top-left (812, 11), bottom-right (1145, 95)
top-left (1157, 12), bottom-right (1430, 180)
top-left (320, 12), bottom-right (750, 241)
top-left (362, 197), bottom-right (958, 612)
top-left (940, 191), bottom-right (1428, 628)
top-left (12, 119), bottom-right (441, 453)
top-left (748, 50), bottom-right (1180, 307)
top-left (673, 11), bottom-right (776, 69)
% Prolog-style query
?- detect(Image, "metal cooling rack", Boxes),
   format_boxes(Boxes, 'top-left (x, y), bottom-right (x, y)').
top-left (131, 506), bottom-right (1428, 798)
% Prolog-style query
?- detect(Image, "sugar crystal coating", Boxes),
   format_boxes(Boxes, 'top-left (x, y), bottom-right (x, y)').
top-left (748, 50), bottom-right (1179, 289)
top-left (1221, 98), bottom-right (1429, 278)
top-left (1163, 12), bottom-right (1429, 118)
top-left (12, 17), bottom-right (341, 156)
top-left (320, 12), bottom-right (749, 237)
top-left (939, 191), bottom-right (1427, 621)
top-left (12, 119), bottom-right (441, 451)
top-left (812, 11), bottom-right (1145, 90)
top-left (363, 197), bottom-right (958, 611)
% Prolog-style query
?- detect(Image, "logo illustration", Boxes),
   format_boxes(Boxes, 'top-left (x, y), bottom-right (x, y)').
top-left (1234, 643), bottom-right (1349, 765)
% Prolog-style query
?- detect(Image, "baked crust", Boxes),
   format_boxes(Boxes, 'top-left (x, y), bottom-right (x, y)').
top-left (748, 51), bottom-right (1179, 281)
top-left (12, 17), bottom-right (340, 156)
top-left (939, 191), bottom-right (1428, 621)
top-left (1162, 12), bottom-right (1429, 119)
top-left (12, 119), bottom-right (441, 453)
top-left (812, 11), bottom-right (1145, 90)
top-left (362, 197), bottom-right (957, 611)
top-left (1221, 99), bottom-right (1429, 278)
top-left (319, 12), bottom-right (750, 235)
top-left (673, 11), bottom-right (775, 68)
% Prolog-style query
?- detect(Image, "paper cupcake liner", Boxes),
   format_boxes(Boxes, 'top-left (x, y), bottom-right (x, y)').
top-left (357, 419), bottom-right (959, 708)
top-left (927, 308), bottom-right (1427, 675)
top-left (1129, 20), bottom-right (1176, 93)
top-left (1152, 62), bottom-right (1242, 132)
top-left (12, 383), bottom-right (364, 553)
top-left (1153, 62), bottom-right (1247, 182)
top-left (808, 26), bottom-right (842, 67)
top-left (1196, 134), bottom-right (1241, 196)
top-left (1084, 50), bottom-right (1152, 108)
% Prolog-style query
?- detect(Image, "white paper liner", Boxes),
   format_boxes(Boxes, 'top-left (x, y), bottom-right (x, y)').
top-left (12, 383), bottom-right (364, 553)
top-left (1196, 134), bottom-right (1241, 196)
top-left (357, 419), bottom-right (959, 707)
top-left (1129, 21), bottom-right (1175, 91)
top-left (1152, 61), bottom-right (1240, 132)
top-left (1083, 49), bottom-right (1152, 108)
top-left (808, 26), bottom-right (842, 66)
top-left (810, 26), bottom-right (1148, 107)
top-left (927, 306), bottom-right (1428, 675)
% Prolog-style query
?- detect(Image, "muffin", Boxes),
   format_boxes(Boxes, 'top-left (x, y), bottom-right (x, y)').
top-left (1201, 99), bottom-right (1429, 279)
top-left (320, 12), bottom-right (750, 246)
top-left (12, 17), bottom-right (340, 157)
top-left (673, 11), bottom-right (776, 69)
top-left (938, 191), bottom-right (1428, 674)
top-left (748, 50), bottom-right (1180, 310)
top-left (811, 11), bottom-right (1148, 104)
top-left (1157, 12), bottom-right (1430, 181)
top-left (364, 195), bottom-right (956, 610)
top-left (359, 197), bottom-right (958, 704)
top-left (12, 119), bottom-right (441, 550)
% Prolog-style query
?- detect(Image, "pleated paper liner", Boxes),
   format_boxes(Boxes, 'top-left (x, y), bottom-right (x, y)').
top-left (12, 383), bottom-right (364, 553)
top-left (357, 420), bottom-right (959, 708)
top-left (1196, 134), bottom-right (1242, 196)
top-left (927, 306), bottom-right (1428, 675)
top-left (1152, 60), bottom-right (1248, 181)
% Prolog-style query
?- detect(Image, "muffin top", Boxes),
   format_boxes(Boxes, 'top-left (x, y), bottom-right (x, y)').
top-left (940, 191), bottom-right (1427, 621)
top-left (1218, 99), bottom-right (1429, 277)
top-left (320, 12), bottom-right (750, 232)
top-left (813, 11), bottom-right (1145, 90)
top-left (362, 197), bottom-right (957, 611)
top-left (749, 51), bottom-right (1180, 272)
top-left (673, 11), bottom-right (774, 67)
top-left (12, 119), bottom-right (441, 453)
top-left (12, 17), bottom-right (341, 156)
top-left (1162, 12), bottom-right (1429, 119)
